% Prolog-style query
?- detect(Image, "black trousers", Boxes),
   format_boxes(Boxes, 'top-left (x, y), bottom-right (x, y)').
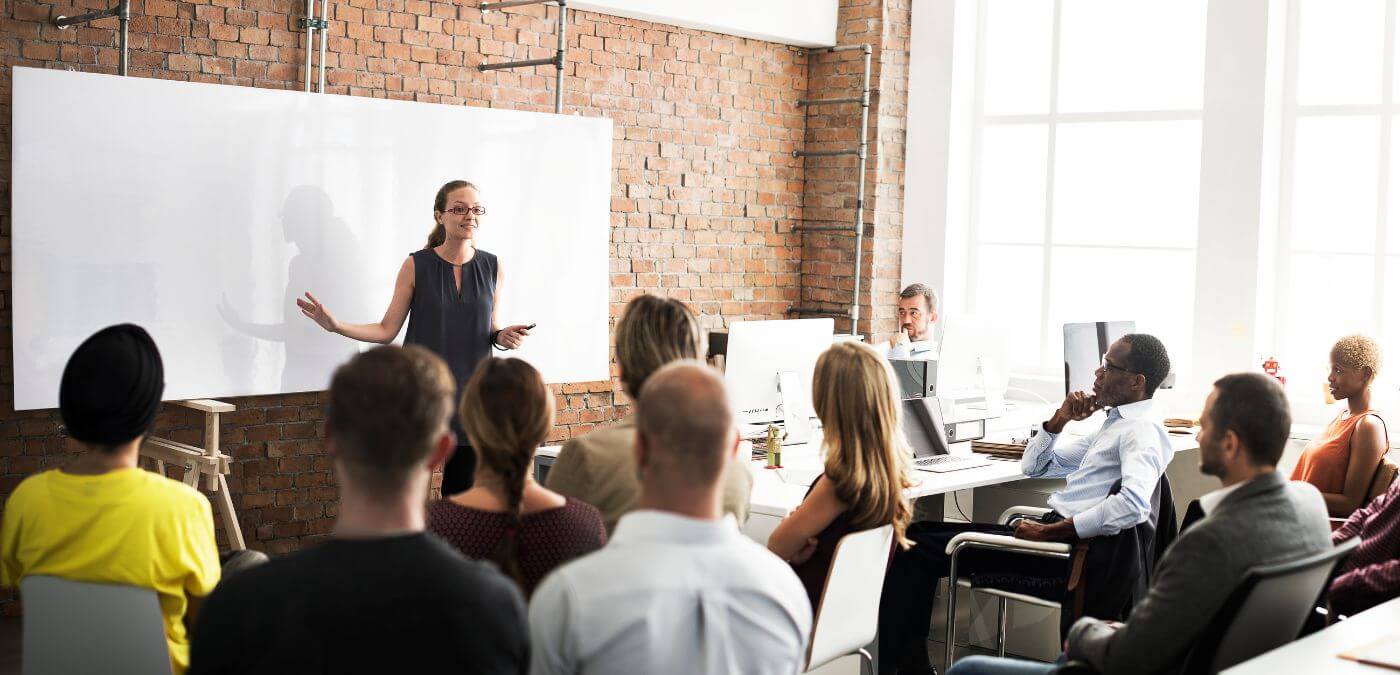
top-left (440, 443), bottom-right (477, 496)
top-left (878, 519), bottom-right (1070, 674)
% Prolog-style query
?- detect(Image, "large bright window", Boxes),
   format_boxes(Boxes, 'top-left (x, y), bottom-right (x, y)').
top-left (965, 0), bottom-right (1208, 377)
top-left (1272, 0), bottom-right (1400, 422)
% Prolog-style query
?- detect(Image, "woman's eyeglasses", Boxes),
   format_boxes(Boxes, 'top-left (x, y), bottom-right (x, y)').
top-left (444, 205), bottom-right (486, 216)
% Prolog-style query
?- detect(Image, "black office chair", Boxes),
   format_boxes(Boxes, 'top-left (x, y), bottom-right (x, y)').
top-left (1180, 537), bottom-right (1360, 673)
top-left (1051, 539), bottom-right (1359, 675)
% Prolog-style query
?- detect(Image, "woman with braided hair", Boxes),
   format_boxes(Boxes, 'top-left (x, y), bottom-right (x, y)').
top-left (428, 358), bottom-right (606, 596)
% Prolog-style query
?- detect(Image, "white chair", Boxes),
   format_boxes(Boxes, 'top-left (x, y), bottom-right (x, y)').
top-left (21, 575), bottom-right (171, 675)
top-left (805, 524), bottom-right (896, 675)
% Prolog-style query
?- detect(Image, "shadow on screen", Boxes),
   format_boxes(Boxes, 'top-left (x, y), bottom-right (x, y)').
top-left (216, 185), bottom-right (369, 393)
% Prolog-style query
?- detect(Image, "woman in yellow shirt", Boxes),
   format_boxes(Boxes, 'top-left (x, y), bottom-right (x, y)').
top-left (0, 325), bottom-right (221, 675)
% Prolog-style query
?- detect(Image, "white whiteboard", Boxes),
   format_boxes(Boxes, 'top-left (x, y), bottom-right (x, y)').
top-left (11, 67), bottom-right (612, 410)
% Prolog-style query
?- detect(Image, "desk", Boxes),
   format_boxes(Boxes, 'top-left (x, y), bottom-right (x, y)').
top-left (1223, 596), bottom-right (1400, 674)
top-left (534, 402), bottom-right (1202, 544)
top-left (744, 433), bottom-right (1200, 543)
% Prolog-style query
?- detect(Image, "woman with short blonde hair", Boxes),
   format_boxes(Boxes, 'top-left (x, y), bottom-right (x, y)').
top-left (1291, 334), bottom-right (1389, 517)
top-left (767, 339), bottom-right (913, 613)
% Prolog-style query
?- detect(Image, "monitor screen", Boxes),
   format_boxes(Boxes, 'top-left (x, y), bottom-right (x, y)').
top-left (723, 318), bottom-right (835, 423)
top-left (902, 397), bottom-right (950, 459)
top-left (1063, 321), bottom-right (1135, 396)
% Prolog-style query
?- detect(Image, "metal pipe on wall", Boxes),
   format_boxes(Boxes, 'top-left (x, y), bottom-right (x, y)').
top-left (117, 0), bottom-right (130, 76)
top-left (303, 0), bottom-right (315, 92)
top-left (786, 44), bottom-right (874, 336)
top-left (317, 0), bottom-right (328, 92)
top-left (553, 1), bottom-right (567, 113)
top-left (53, 1), bottom-right (131, 76)
top-left (849, 44), bottom-right (872, 334)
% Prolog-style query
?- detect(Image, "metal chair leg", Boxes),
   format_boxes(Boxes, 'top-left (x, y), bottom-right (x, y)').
top-left (945, 562), bottom-right (959, 669)
top-left (996, 596), bottom-right (1008, 657)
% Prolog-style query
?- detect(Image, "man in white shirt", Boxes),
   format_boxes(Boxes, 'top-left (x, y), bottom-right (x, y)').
top-left (529, 361), bottom-right (812, 675)
top-left (885, 283), bottom-right (939, 360)
top-left (880, 334), bottom-right (1174, 674)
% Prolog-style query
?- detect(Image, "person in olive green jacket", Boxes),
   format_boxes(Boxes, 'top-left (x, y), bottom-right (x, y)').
top-left (547, 294), bottom-right (752, 534)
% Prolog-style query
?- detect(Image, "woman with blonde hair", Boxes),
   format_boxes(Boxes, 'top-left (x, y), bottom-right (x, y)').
top-left (767, 340), bottom-right (914, 613)
top-left (1291, 334), bottom-right (1390, 517)
top-left (428, 358), bottom-right (606, 596)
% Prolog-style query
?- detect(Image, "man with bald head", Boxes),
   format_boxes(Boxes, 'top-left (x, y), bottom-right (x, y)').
top-left (529, 361), bottom-right (811, 675)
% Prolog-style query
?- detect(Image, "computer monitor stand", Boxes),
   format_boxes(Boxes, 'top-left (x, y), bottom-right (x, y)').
top-left (777, 370), bottom-right (814, 445)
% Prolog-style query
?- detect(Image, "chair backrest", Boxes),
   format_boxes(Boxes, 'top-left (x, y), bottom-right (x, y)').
top-left (805, 525), bottom-right (895, 672)
top-left (1181, 538), bottom-right (1359, 674)
top-left (21, 575), bottom-right (171, 675)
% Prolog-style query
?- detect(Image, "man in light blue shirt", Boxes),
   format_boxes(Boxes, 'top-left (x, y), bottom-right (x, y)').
top-left (1013, 336), bottom-right (1174, 542)
top-left (529, 361), bottom-right (811, 675)
top-left (879, 334), bottom-right (1173, 675)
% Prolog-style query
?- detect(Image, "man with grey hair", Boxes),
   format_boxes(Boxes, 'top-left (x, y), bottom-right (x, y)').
top-left (886, 282), bottom-right (939, 359)
top-left (529, 361), bottom-right (812, 675)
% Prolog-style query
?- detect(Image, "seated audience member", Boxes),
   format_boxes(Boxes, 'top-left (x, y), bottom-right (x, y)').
top-left (948, 373), bottom-right (1332, 675)
top-left (428, 358), bottom-right (606, 597)
top-left (881, 334), bottom-right (1173, 674)
top-left (1291, 334), bottom-right (1389, 517)
top-left (0, 324), bottom-right (220, 675)
top-left (768, 340), bottom-right (913, 612)
top-left (547, 294), bottom-right (751, 533)
top-left (886, 283), bottom-right (939, 360)
top-left (1330, 469), bottom-right (1400, 616)
top-left (529, 362), bottom-right (811, 675)
top-left (190, 346), bottom-right (528, 674)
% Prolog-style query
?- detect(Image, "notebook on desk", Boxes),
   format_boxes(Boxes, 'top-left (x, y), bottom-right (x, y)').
top-left (1340, 634), bottom-right (1400, 670)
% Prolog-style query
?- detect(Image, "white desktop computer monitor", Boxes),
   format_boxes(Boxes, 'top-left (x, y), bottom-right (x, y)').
top-left (724, 318), bottom-right (835, 426)
top-left (934, 314), bottom-right (1006, 401)
top-left (1063, 320), bottom-right (1136, 396)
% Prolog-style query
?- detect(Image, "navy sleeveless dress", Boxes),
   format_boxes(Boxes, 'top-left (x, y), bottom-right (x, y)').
top-left (405, 247), bottom-right (497, 495)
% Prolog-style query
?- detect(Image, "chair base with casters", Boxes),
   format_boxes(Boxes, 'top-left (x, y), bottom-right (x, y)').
top-left (944, 506), bottom-right (1073, 669)
top-left (804, 525), bottom-right (896, 675)
top-left (20, 575), bottom-right (172, 675)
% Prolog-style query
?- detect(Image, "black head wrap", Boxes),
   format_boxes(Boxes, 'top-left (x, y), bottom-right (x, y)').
top-left (59, 324), bottom-right (165, 445)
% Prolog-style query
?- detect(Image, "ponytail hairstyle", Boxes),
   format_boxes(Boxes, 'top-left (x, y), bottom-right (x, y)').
top-left (458, 357), bottom-right (555, 594)
top-left (426, 179), bottom-right (479, 249)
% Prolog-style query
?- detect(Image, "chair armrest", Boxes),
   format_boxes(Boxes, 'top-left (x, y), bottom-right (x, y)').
top-left (945, 531), bottom-right (1073, 556)
top-left (999, 506), bottom-right (1054, 525)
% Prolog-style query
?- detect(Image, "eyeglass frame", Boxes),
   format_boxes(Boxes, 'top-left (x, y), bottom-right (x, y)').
top-left (442, 205), bottom-right (486, 217)
top-left (1099, 355), bottom-right (1135, 375)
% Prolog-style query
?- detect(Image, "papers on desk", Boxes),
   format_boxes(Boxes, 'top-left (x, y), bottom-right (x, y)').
top-left (1340, 634), bottom-right (1400, 670)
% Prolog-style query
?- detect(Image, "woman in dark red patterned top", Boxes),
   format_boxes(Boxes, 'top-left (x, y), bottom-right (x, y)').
top-left (428, 358), bottom-right (606, 597)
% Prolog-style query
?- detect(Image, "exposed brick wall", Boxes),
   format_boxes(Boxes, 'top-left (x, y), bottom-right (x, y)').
top-left (796, 0), bottom-right (907, 340)
top-left (0, 0), bottom-right (908, 612)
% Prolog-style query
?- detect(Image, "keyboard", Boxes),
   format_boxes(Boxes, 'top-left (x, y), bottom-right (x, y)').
top-left (913, 454), bottom-right (992, 473)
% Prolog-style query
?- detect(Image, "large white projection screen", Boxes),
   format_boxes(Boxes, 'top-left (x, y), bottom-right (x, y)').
top-left (11, 67), bottom-right (612, 410)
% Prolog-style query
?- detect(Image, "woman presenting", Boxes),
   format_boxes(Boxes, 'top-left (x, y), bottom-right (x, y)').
top-left (298, 179), bottom-right (532, 495)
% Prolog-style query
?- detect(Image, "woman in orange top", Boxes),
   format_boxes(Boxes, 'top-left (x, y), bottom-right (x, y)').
top-left (1291, 334), bottom-right (1389, 517)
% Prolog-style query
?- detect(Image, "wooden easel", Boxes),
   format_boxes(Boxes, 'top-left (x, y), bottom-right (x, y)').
top-left (139, 399), bottom-right (245, 550)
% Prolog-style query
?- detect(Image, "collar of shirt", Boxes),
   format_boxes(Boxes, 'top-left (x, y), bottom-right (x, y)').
top-left (1197, 481), bottom-right (1245, 516)
top-left (611, 510), bottom-right (740, 547)
top-left (1107, 397), bottom-right (1157, 422)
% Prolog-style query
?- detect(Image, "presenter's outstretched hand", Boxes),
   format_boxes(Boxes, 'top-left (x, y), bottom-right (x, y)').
top-left (297, 292), bottom-right (340, 334)
top-left (496, 324), bottom-right (532, 349)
